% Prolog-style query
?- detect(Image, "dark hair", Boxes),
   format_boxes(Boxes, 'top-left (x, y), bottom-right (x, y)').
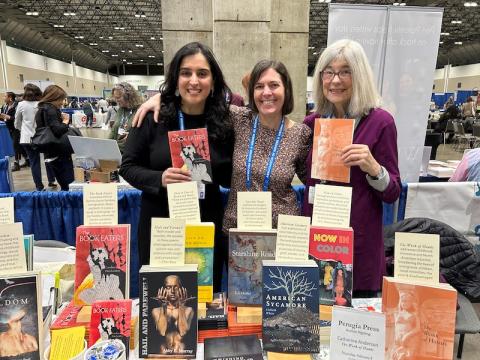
top-left (6, 92), bottom-right (15, 102)
top-left (159, 42), bottom-right (232, 143)
top-left (23, 83), bottom-right (42, 101)
top-left (248, 60), bottom-right (294, 116)
top-left (38, 85), bottom-right (67, 108)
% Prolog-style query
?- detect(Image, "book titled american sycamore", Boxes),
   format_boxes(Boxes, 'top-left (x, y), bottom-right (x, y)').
top-left (74, 225), bottom-right (130, 306)
top-left (309, 226), bottom-right (353, 307)
top-left (382, 277), bottom-right (457, 360)
top-left (262, 260), bottom-right (320, 353)
top-left (168, 128), bottom-right (212, 184)
top-left (311, 118), bottom-right (354, 183)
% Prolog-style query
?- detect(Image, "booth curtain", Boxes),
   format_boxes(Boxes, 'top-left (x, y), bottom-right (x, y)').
top-left (0, 157), bottom-right (10, 193)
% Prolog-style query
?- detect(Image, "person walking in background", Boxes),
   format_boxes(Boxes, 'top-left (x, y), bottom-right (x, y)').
top-left (15, 83), bottom-right (57, 191)
top-left (109, 83), bottom-right (143, 153)
top-left (105, 99), bottom-right (118, 128)
top-left (35, 85), bottom-right (74, 191)
top-left (1, 92), bottom-right (28, 171)
top-left (82, 100), bottom-right (94, 127)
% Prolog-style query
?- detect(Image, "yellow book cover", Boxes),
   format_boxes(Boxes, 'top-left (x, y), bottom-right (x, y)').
top-left (382, 277), bottom-right (457, 360)
top-left (237, 306), bottom-right (262, 324)
top-left (185, 223), bottom-right (214, 303)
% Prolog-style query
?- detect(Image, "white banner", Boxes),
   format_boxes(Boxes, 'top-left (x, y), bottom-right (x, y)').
top-left (405, 182), bottom-right (480, 243)
top-left (328, 5), bottom-right (443, 183)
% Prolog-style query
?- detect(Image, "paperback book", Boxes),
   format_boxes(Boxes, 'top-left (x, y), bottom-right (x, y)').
top-left (382, 277), bottom-right (457, 360)
top-left (228, 229), bottom-right (276, 305)
top-left (185, 223), bottom-right (214, 303)
top-left (309, 226), bottom-right (353, 307)
top-left (24, 234), bottom-right (34, 271)
top-left (139, 265), bottom-right (198, 359)
top-left (168, 128), bottom-right (212, 184)
top-left (311, 118), bottom-right (354, 183)
top-left (204, 335), bottom-right (263, 360)
top-left (89, 299), bottom-right (132, 358)
top-left (0, 272), bottom-right (42, 360)
top-left (262, 260), bottom-right (320, 353)
top-left (74, 225), bottom-right (130, 306)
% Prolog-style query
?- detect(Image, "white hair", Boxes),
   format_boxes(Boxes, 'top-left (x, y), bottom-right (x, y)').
top-left (312, 39), bottom-right (381, 118)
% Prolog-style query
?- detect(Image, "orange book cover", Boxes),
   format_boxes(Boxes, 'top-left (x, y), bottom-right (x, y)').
top-left (382, 277), bottom-right (457, 360)
top-left (311, 118), bottom-right (354, 183)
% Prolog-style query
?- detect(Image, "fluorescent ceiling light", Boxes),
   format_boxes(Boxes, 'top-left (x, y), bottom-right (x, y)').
top-left (440, 32), bottom-right (450, 36)
top-left (455, 41), bottom-right (463, 45)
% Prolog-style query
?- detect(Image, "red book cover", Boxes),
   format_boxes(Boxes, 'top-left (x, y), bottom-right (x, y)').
top-left (309, 226), bottom-right (353, 307)
top-left (50, 302), bottom-right (84, 329)
top-left (168, 128), bottom-right (212, 184)
top-left (74, 225), bottom-right (130, 306)
top-left (382, 277), bottom-right (457, 360)
top-left (89, 300), bottom-right (132, 358)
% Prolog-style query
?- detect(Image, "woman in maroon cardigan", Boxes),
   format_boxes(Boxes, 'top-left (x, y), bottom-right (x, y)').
top-left (304, 39), bottom-right (401, 296)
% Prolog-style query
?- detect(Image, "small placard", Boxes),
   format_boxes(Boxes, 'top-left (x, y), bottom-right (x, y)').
top-left (312, 184), bottom-right (352, 228)
top-left (275, 214), bottom-right (310, 261)
top-left (0, 222), bottom-right (27, 275)
top-left (0, 197), bottom-right (14, 224)
top-left (150, 218), bottom-right (186, 266)
top-left (167, 181), bottom-right (201, 222)
top-left (83, 183), bottom-right (118, 225)
top-left (394, 232), bottom-right (440, 283)
top-left (237, 191), bottom-right (272, 230)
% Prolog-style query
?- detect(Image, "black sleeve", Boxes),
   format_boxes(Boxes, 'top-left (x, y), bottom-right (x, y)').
top-left (119, 116), bottom-right (164, 195)
top-left (44, 106), bottom-right (69, 137)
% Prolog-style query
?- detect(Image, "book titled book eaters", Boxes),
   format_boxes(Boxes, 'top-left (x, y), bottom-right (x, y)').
top-left (382, 277), bottom-right (457, 360)
top-left (89, 299), bottom-right (132, 359)
top-left (0, 272), bottom-right (43, 360)
top-left (309, 226), bottom-right (353, 307)
top-left (168, 128), bottom-right (213, 184)
top-left (228, 229), bottom-right (277, 305)
top-left (73, 225), bottom-right (131, 306)
top-left (262, 260), bottom-right (320, 353)
top-left (139, 265), bottom-right (198, 359)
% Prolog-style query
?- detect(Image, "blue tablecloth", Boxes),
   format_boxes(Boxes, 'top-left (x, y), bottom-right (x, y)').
top-left (0, 184), bottom-right (407, 297)
top-left (0, 157), bottom-right (10, 193)
top-left (0, 122), bottom-right (14, 158)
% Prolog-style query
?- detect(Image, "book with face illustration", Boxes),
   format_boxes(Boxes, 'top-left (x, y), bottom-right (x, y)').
top-left (0, 272), bottom-right (42, 360)
top-left (73, 225), bottom-right (130, 306)
top-left (311, 118), bottom-right (354, 183)
top-left (168, 128), bottom-right (212, 184)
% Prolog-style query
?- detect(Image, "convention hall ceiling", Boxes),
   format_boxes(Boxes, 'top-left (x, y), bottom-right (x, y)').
top-left (0, 0), bottom-right (478, 75)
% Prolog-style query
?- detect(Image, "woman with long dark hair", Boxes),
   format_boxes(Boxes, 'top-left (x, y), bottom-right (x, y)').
top-left (35, 85), bottom-right (74, 191)
top-left (15, 83), bottom-right (57, 191)
top-left (120, 42), bottom-right (237, 290)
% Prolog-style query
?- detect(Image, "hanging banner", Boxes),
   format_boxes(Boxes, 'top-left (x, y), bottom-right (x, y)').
top-left (328, 5), bottom-right (443, 183)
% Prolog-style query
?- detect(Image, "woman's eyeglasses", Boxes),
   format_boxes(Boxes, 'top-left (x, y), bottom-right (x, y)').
top-left (321, 69), bottom-right (352, 81)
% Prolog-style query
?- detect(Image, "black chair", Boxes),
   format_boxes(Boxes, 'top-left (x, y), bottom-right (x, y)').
top-left (455, 292), bottom-right (480, 359)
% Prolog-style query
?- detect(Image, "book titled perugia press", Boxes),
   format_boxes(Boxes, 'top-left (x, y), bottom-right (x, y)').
top-left (139, 265), bottom-right (198, 359)
top-left (262, 260), bottom-right (320, 353)
top-left (0, 272), bottom-right (43, 360)
top-left (168, 128), bottom-right (212, 184)
top-left (89, 299), bottom-right (132, 358)
top-left (309, 226), bottom-right (353, 307)
top-left (74, 225), bottom-right (130, 306)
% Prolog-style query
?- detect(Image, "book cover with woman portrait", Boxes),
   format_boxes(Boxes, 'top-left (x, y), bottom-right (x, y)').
top-left (0, 273), bottom-right (42, 360)
top-left (382, 277), bottom-right (457, 360)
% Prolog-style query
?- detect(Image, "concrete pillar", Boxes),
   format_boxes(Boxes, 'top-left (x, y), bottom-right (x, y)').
top-left (161, 0), bottom-right (213, 72)
top-left (0, 37), bottom-right (9, 91)
top-left (443, 64), bottom-right (450, 93)
top-left (213, 1), bottom-right (271, 98)
top-left (71, 61), bottom-right (78, 96)
top-left (270, 0), bottom-right (310, 122)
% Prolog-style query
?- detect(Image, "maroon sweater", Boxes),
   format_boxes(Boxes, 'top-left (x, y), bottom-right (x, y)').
top-left (303, 108), bottom-right (401, 291)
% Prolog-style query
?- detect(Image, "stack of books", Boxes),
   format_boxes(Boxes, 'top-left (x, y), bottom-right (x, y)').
top-left (227, 306), bottom-right (262, 338)
top-left (198, 292), bottom-right (229, 342)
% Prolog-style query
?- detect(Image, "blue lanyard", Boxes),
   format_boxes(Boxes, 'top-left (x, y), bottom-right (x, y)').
top-left (246, 115), bottom-right (285, 191)
top-left (177, 110), bottom-right (185, 130)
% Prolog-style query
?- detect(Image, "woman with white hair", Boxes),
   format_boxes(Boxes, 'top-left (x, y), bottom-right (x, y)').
top-left (302, 39), bottom-right (401, 296)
